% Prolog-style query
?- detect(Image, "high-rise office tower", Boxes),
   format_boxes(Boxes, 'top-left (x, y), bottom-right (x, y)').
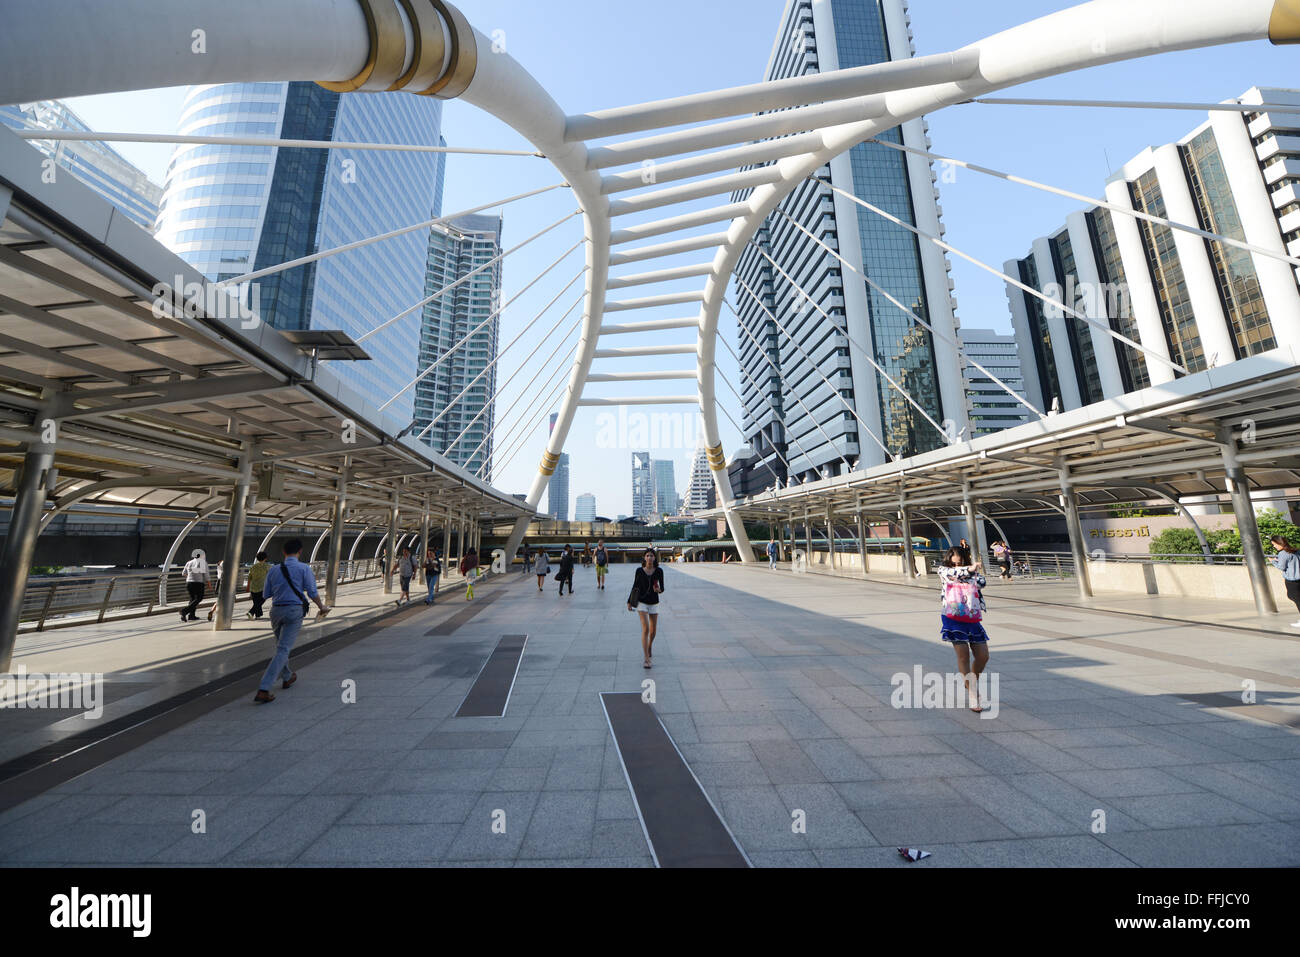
top-left (957, 329), bottom-right (1032, 436)
top-left (546, 413), bottom-right (570, 520)
top-left (415, 214), bottom-right (504, 476)
top-left (685, 445), bottom-right (714, 513)
top-left (1, 101), bottom-right (162, 230)
top-left (575, 493), bottom-right (597, 522)
top-left (731, 0), bottom-right (964, 483)
top-left (154, 82), bottom-right (444, 420)
top-left (1005, 87), bottom-right (1300, 414)
top-left (651, 460), bottom-right (677, 520)
top-left (631, 452), bottom-right (654, 519)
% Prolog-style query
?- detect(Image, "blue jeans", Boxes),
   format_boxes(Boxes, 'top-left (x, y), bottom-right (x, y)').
top-left (260, 604), bottom-right (305, 691)
top-left (425, 574), bottom-right (439, 603)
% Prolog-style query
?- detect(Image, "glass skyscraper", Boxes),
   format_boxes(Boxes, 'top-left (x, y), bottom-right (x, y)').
top-left (731, 1), bottom-right (963, 479)
top-left (154, 82), bottom-right (445, 420)
top-left (0, 101), bottom-right (162, 230)
top-left (1007, 87), bottom-right (1300, 414)
top-left (414, 214), bottom-right (503, 476)
top-left (651, 459), bottom-right (676, 519)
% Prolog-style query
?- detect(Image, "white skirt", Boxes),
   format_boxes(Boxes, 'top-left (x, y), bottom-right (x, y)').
top-left (635, 602), bottom-right (660, 615)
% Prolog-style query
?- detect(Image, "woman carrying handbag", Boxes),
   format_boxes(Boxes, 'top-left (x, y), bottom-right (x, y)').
top-left (938, 545), bottom-right (990, 712)
top-left (628, 548), bottom-right (665, 669)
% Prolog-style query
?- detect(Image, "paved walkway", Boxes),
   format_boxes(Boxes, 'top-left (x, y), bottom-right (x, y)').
top-left (1, 571), bottom-right (473, 766)
top-left (1, 562), bottom-right (1297, 866)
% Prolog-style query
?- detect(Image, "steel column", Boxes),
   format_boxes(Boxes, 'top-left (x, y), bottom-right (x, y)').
top-left (0, 424), bottom-right (57, 670)
top-left (214, 447), bottom-right (253, 630)
top-left (384, 489), bottom-right (399, 594)
top-left (900, 504), bottom-right (916, 580)
top-left (1223, 448), bottom-right (1278, 615)
top-left (1058, 469), bottom-right (1094, 600)
top-left (325, 465), bottom-right (349, 606)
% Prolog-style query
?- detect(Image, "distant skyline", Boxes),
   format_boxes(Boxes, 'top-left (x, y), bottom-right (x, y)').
top-left (50, 0), bottom-right (1300, 516)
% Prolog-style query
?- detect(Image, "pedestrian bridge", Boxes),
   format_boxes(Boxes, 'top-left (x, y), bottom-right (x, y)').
top-left (2, 0), bottom-right (1300, 675)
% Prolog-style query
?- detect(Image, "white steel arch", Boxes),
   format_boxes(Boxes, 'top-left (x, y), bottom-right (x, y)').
top-left (5, 0), bottom-right (1296, 565)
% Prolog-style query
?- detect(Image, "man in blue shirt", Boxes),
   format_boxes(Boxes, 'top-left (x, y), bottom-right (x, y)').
top-left (254, 539), bottom-right (330, 704)
top-left (766, 539), bottom-right (779, 570)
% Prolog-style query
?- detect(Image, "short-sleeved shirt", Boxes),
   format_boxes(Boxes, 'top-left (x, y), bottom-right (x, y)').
top-left (183, 559), bottom-right (207, 583)
top-left (247, 561), bottom-right (269, 592)
top-left (264, 556), bottom-right (319, 606)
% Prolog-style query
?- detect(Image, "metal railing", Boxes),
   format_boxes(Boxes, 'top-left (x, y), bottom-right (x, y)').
top-left (20, 559), bottom-right (385, 631)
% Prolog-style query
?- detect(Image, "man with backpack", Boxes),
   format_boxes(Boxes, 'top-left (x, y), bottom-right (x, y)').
top-left (253, 539), bottom-right (329, 704)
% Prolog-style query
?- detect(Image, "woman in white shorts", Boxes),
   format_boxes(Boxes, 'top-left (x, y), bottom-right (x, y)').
top-left (628, 547), bottom-right (665, 669)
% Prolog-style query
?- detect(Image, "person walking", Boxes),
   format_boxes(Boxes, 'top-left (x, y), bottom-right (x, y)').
top-left (246, 551), bottom-right (270, 619)
top-left (582, 543), bottom-right (592, 568)
top-left (254, 539), bottom-right (329, 704)
top-left (594, 540), bottom-right (609, 590)
top-left (766, 539), bottom-right (778, 570)
top-left (180, 549), bottom-right (208, 622)
top-left (522, 544), bottom-right (532, 575)
top-left (423, 547), bottom-right (442, 605)
top-left (395, 547), bottom-right (416, 607)
top-left (533, 548), bottom-right (550, 592)
top-left (991, 540), bottom-right (1013, 580)
top-left (1268, 535), bottom-right (1300, 627)
top-left (628, 547), bottom-right (664, 669)
top-left (556, 544), bottom-right (575, 596)
top-left (205, 559), bottom-right (225, 621)
top-left (938, 545), bottom-right (990, 713)
top-left (460, 547), bottom-right (479, 601)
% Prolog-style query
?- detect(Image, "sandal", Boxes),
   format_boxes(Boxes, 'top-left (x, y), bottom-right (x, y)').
top-left (643, 659), bottom-right (651, 669)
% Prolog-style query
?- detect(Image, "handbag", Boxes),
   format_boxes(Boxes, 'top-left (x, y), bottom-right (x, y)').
top-left (626, 583), bottom-right (642, 610)
top-left (941, 577), bottom-right (983, 622)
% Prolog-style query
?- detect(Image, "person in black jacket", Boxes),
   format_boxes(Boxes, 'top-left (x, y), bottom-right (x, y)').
top-left (629, 547), bottom-right (664, 668)
top-left (556, 544), bottom-right (575, 596)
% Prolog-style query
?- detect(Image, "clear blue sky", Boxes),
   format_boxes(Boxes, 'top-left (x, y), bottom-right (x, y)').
top-left (60, 0), bottom-right (1300, 518)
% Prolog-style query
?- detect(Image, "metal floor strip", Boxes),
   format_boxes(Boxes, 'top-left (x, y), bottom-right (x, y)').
top-left (600, 691), bottom-right (750, 868)
top-left (455, 634), bottom-right (527, 717)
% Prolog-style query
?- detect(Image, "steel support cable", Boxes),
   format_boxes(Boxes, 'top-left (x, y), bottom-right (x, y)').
top-left (474, 334), bottom-right (582, 475)
top-left (814, 174), bottom-right (1187, 378)
top-left (14, 128), bottom-right (543, 156)
top-left (732, 271), bottom-right (892, 462)
top-left (461, 308), bottom-right (585, 468)
top-left (716, 331), bottom-right (816, 473)
top-left (379, 244), bottom-right (585, 411)
top-left (484, 366), bottom-right (574, 480)
top-left (866, 135), bottom-right (1300, 283)
top-left (748, 239), bottom-right (954, 445)
top-left (416, 271), bottom-right (587, 441)
top-left (714, 361), bottom-right (796, 478)
top-left (215, 182), bottom-right (568, 288)
top-left (356, 209), bottom-right (582, 346)
top-left (467, 343), bottom-right (576, 473)
top-left (966, 96), bottom-right (1300, 116)
top-left (434, 289), bottom-right (586, 451)
top-left (490, 390), bottom-right (567, 480)
top-left (774, 206), bottom-right (1044, 420)
top-left (723, 293), bottom-right (855, 474)
top-left (725, 294), bottom-right (843, 474)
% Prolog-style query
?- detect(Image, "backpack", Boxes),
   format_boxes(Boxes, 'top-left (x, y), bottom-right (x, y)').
top-left (941, 577), bottom-right (983, 622)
